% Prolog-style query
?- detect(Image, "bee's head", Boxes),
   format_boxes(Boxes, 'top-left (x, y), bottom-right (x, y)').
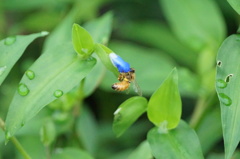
top-left (130, 68), bottom-right (135, 73)
top-left (112, 84), bottom-right (117, 90)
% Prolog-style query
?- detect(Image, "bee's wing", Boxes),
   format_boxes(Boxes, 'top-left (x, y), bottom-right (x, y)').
top-left (132, 79), bottom-right (142, 96)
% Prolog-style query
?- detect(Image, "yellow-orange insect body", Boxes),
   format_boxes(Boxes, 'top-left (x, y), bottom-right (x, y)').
top-left (112, 79), bottom-right (130, 91)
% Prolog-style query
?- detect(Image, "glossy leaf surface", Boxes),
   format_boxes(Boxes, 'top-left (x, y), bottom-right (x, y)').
top-left (5, 43), bottom-right (96, 138)
top-left (147, 68), bottom-right (181, 130)
top-left (147, 120), bottom-right (204, 159)
top-left (215, 34), bottom-right (240, 159)
top-left (0, 32), bottom-right (48, 86)
top-left (113, 96), bottom-right (147, 137)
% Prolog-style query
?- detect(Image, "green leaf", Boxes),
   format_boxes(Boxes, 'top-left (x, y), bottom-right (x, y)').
top-left (72, 23), bottom-right (94, 58)
top-left (5, 42), bottom-right (96, 139)
top-left (127, 140), bottom-right (152, 159)
top-left (51, 148), bottom-right (94, 159)
top-left (147, 68), bottom-right (181, 130)
top-left (160, 0), bottom-right (226, 51)
top-left (215, 34), bottom-right (240, 159)
top-left (95, 44), bottom-right (118, 77)
top-left (227, 0), bottom-right (240, 15)
top-left (147, 120), bottom-right (204, 159)
top-left (0, 32), bottom-right (48, 86)
top-left (84, 11), bottom-right (113, 44)
top-left (76, 107), bottom-right (98, 154)
top-left (113, 96), bottom-right (148, 137)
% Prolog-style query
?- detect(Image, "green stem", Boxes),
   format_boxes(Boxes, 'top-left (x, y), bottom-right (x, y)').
top-left (189, 96), bottom-right (206, 128)
top-left (0, 118), bottom-right (32, 159)
top-left (10, 137), bottom-right (32, 159)
top-left (189, 92), bottom-right (215, 128)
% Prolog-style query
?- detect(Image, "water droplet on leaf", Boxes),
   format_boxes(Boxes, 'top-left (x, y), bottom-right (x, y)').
top-left (4, 36), bottom-right (16, 45)
top-left (25, 70), bottom-right (35, 80)
top-left (54, 90), bottom-right (63, 98)
top-left (217, 60), bottom-right (222, 67)
top-left (18, 83), bottom-right (30, 96)
top-left (225, 74), bottom-right (233, 83)
top-left (0, 66), bottom-right (7, 76)
top-left (216, 79), bottom-right (227, 88)
top-left (218, 93), bottom-right (232, 106)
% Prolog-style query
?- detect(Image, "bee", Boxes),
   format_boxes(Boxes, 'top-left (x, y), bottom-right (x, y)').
top-left (109, 52), bottom-right (142, 96)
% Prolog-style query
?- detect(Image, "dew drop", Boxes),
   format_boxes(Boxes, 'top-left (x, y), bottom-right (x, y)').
top-left (217, 60), bottom-right (222, 67)
top-left (216, 79), bottom-right (227, 89)
top-left (25, 70), bottom-right (35, 80)
top-left (54, 90), bottom-right (63, 98)
top-left (225, 74), bottom-right (233, 83)
top-left (218, 93), bottom-right (232, 106)
top-left (0, 66), bottom-right (7, 76)
top-left (4, 36), bottom-right (16, 45)
top-left (18, 83), bottom-right (30, 96)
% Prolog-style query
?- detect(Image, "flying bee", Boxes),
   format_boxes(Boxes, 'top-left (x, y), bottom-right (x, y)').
top-left (109, 53), bottom-right (142, 96)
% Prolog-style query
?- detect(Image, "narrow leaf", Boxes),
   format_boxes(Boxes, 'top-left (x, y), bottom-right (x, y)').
top-left (227, 0), bottom-right (240, 15)
top-left (113, 96), bottom-right (147, 137)
top-left (147, 68), bottom-right (181, 130)
top-left (147, 120), bottom-right (204, 159)
top-left (215, 34), bottom-right (240, 159)
top-left (0, 32), bottom-right (48, 86)
top-left (51, 148), bottom-right (94, 159)
top-left (72, 23), bottom-right (94, 57)
top-left (5, 43), bottom-right (96, 138)
top-left (160, 0), bottom-right (226, 51)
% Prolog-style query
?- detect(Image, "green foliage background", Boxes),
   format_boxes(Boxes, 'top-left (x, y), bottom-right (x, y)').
top-left (0, 0), bottom-right (240, 159)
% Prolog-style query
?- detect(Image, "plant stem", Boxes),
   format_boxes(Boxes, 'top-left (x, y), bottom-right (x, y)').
top-left (189, 92), bottom-right (215, 128)
top-left (10, 137), bottom-right (32, 159)
top-left (0, 118), bottom-right (32, 159)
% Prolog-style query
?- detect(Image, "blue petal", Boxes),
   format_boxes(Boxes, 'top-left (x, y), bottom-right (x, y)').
top-left (109, 53), bottom-right (131, 73)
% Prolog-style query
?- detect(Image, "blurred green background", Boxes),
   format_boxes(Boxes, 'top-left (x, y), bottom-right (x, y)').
top-left (0, 0), bottom-right (239, 158)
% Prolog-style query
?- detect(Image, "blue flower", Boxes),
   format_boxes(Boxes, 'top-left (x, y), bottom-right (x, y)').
top-left (109, 53), bottom-right (131, 73)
